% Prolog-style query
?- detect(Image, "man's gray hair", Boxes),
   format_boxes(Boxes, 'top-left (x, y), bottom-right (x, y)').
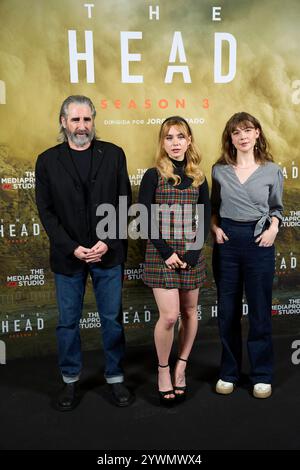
top-left (58, 95), bottom-right (96, 142)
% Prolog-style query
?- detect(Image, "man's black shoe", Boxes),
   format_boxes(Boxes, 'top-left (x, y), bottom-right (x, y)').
top-left (56, 382), bottom-right (81, 411)
top-left (109, 383), bottom-right (134, 407)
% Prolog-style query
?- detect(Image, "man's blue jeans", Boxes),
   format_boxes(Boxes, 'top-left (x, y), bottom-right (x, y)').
top-left (54, 264), bottom-right (125, 384)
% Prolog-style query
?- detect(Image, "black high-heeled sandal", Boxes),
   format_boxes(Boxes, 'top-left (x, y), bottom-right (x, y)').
top-left (158, 364), bottom-right (175, 406)
top-left (174, 357), bottom-right (187, 402)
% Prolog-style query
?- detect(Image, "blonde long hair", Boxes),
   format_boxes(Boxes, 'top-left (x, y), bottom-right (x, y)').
top-left (155, 116), bottom-right (205, 187)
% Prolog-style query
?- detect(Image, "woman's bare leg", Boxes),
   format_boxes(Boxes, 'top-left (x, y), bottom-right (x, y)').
top-left (153, 288), bottom-right (180, 398)
top-left (174, 288), bottom-right (199, 392)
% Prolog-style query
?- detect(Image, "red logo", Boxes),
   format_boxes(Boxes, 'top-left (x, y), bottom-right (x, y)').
top-left (6, 281), bottom-right (17, 287)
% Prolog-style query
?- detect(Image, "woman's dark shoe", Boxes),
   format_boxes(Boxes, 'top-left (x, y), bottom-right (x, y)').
top-left (174, 357), bottom-right (187, 402)
top-left (158, 364), bottom-right (175, 406)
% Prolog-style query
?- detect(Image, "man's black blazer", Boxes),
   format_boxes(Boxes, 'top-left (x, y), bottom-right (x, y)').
top-left (35, 140), bottom-right (132, 274)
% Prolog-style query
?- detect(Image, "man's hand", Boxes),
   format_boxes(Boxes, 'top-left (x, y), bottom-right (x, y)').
top-left (84, 241), bottom-right (109, 263)
top-left (74, 242), bottom-right (108, 263)
top-left (74, 246), bottom-right (94, 261)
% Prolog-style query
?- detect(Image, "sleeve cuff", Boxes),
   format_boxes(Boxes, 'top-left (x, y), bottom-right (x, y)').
top-left (270, 211), bottom-right (283, 226)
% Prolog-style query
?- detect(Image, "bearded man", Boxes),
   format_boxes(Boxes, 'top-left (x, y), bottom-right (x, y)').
top-left (35, 95), bottom-right (133, 410)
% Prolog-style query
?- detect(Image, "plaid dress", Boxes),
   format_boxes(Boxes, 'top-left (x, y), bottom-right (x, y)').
top-left (142, 174), bottom-right (206, 289)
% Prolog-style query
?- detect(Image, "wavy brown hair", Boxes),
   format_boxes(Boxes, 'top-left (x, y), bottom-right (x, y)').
top-left (217, 112), bottom-right (273, 165)
top-left (155, 116), bottom-right (205, 187)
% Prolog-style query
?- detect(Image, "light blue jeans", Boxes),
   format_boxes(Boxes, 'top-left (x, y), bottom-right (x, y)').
top-left (54, 264), bottom-right (125, 384)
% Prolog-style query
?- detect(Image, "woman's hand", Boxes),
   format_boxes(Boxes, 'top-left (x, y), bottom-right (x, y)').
top-left (211, 226), bottom-right (229, 244)
top-left (255, 225), bottom-right (278, 247)
top-left (211, 215), bottom-right (229, 244)
top-left (255, 217), bottom-right (279, 247)
top-left (165, 253), bottom-right (187, 270)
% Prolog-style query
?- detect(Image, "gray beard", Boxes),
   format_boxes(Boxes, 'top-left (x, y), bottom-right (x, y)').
top-left (66, 127), bottom-right (95, 147)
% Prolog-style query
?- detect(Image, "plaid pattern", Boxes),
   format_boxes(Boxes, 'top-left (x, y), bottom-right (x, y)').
top-left (142, 174), bottom-right (206, 289)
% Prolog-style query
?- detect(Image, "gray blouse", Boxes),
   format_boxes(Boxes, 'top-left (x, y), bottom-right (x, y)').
top-left (211, 162), bottom-right (284, 236)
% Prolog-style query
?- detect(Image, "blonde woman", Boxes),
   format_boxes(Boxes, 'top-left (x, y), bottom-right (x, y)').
top-left (139, 116), bottom-right (210, 405)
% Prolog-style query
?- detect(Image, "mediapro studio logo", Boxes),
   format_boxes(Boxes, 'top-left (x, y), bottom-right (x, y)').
top-left (0, 340), bottom-right (6, 364)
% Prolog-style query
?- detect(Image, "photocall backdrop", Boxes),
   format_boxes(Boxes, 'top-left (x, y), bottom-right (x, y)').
top-left (0, 0), bottom-right (299, 362)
